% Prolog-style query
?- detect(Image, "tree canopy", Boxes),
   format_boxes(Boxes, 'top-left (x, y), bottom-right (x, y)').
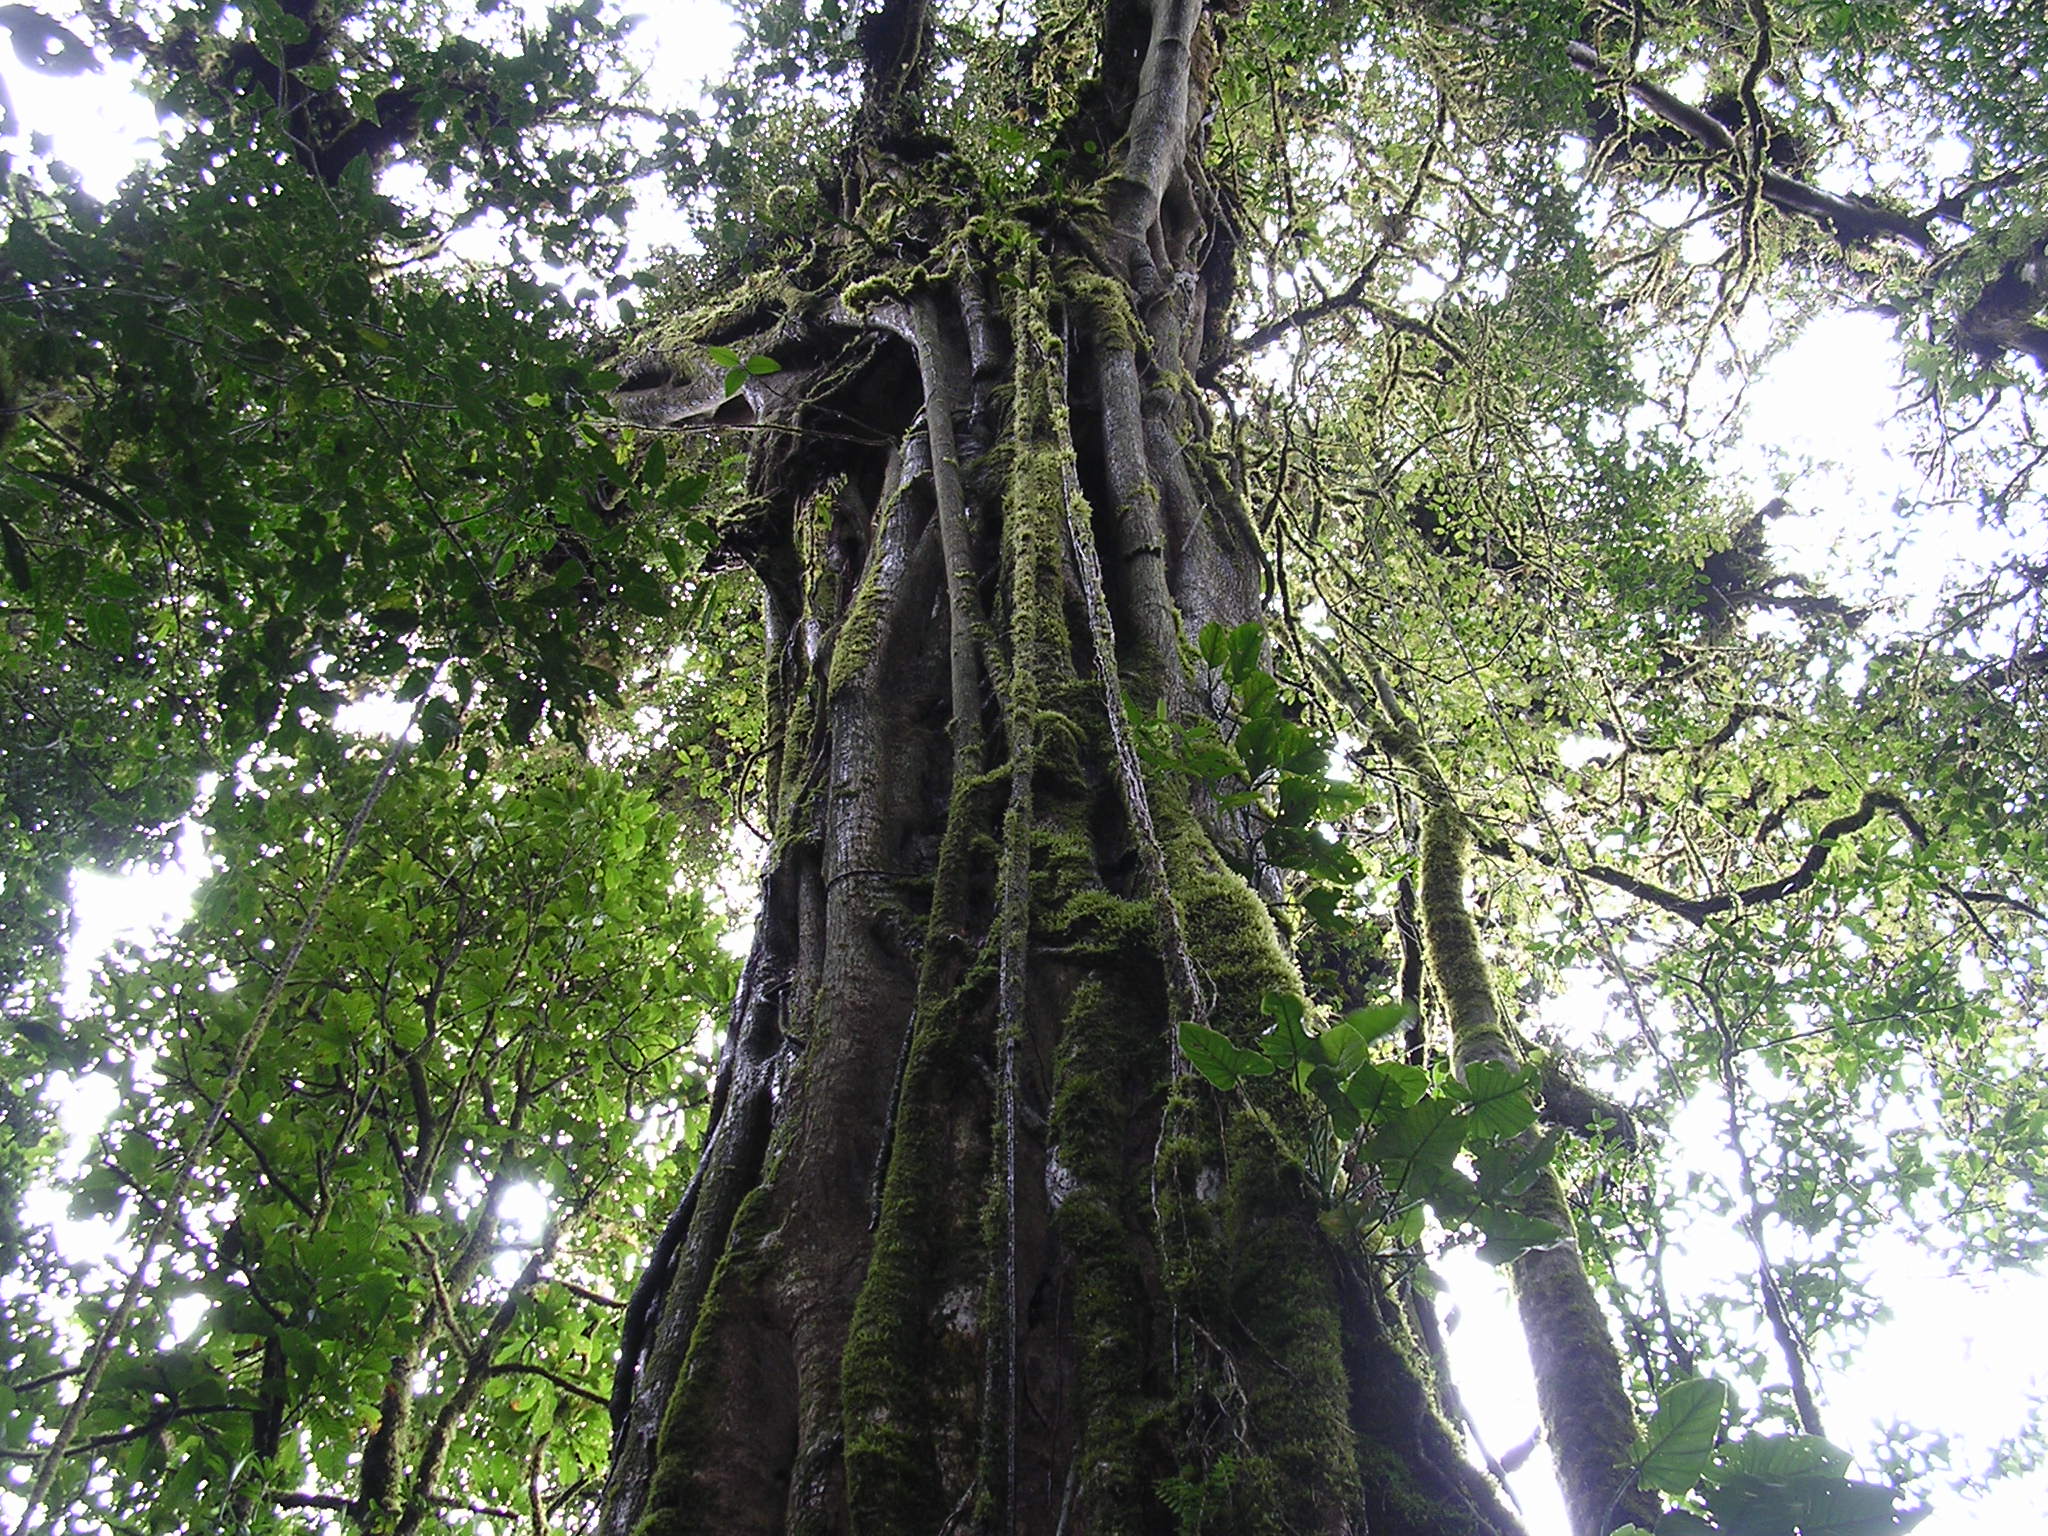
top-left (3, 1), bottom-right (2047, 1533)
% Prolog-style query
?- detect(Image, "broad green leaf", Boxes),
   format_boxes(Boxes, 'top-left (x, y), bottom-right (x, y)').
top-left (619, 565), bottom-right (672, 617)
top-left (1459, 1060), bottom-right (1541, 1140)
top-left (1706, 1471), bottom-right (1924, 1536)
top-left (1308, 1065), bottom-right (1361, 1137)
top-left (1471, 1127), bottom-right (1562, 1201)
top-left (1363, 1098), bottom-right (1465, 1193)
top-left (1716, 1433), bottom-right (1853, 1483)
top-left (1473, 1208), bottom-right (1567, 1265)
top-left (1342, 1003), bottom-right (1412, 1045)
top-left (1635, 1378), bottom-right (1730, 1495)
top-left (1180, 1020), bottom-right (1275, 1090)
top-left (1316, 1020), bottom-right (1369, 1076)
top-left (1225, 621), bottom-right (1263, 680)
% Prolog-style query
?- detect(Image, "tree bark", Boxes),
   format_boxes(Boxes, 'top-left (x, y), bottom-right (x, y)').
top-left (599, 6), bottom-right (1616, 1533)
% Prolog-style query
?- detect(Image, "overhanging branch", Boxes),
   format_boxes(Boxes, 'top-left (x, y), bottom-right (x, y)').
top-left (1566, 39), bottom-right (1930, 251)
top-left (1483, 789), bottom-right (1929, 926)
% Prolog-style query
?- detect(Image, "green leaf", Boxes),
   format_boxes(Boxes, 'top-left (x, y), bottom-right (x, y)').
top-left (672, 471), bottom-right (712, 508)
top-left (1258, 990), bottom-right (1318, 1077)
top-left (1344, 1060), bottom-right (1407, 1125)
top-left (1472, 1208), bottom-right (1566, 1265)
top-left (1308, 1065), bottom-right (1361, 1137)
top-left (0, 514), bottom-right (32, 590)
top-left (1346, 1059), bottom-right (1427, 1121)
top-left (1706, 1472), bottom-right (1922, 1536)
top-left (744, 353), bottom-right (781, 375)
top-left (1471, 1127), bottom-right (1561, 1200)
top-left (640, 438), bottom-right (669, 486)
top-left (25, 467), bottom-right (149, 529)
top-left (619, 565), bottom-right (672, 617)
top-left (706, 344), bottom-right (744, 369)
top-left (1316, 1021), bottom-right (1370, 1076)
top-left (1634, 1378), bottom-right (1730, 1495)
top-left (1716, 1433), bottom-right (1854, 1483)
top-left (1362, 1098), bottom-right (1465, 1192)
top-left (1459, 1060), bottom-right (1541, 1140)
top-left (1342, 1003), bottom-right (1412, 1046)
top-left (1225, 621), bottom-right (1263, 680)
top-left (1179, 1020), bottom-right (1275, 1091)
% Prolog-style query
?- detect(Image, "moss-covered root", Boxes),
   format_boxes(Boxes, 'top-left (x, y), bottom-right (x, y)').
top-left (1150, 797), bottom-right (1368, 1534)
top-left (638, 1189), bottom-right (800, 1536)
top-left (1418, 805), bottom-right (1658, 1536)
top-left (1337, 1271), bottom-right (1526, 1536)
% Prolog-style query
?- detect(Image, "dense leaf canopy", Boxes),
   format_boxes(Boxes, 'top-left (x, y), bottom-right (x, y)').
top-left (3, 1), bottom-right (2047, 1532)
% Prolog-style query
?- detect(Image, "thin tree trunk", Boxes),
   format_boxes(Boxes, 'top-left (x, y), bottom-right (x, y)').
top-left (1421, 807), bottom-right (1660, 1536)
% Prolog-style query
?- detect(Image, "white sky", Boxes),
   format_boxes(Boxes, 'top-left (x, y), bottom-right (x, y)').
top-left (9, 5), bottom-right (2045, 1532)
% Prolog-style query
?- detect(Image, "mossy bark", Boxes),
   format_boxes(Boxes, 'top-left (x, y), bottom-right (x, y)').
top-left (596, 5), bottom-right (1585, 1533)
top-left (1420, 807), bottom-right (1659, 1536)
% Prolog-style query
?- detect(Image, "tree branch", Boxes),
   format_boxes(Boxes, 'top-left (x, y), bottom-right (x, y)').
top-left (1105, 0), bottom-right (1203, 250)
top-left (488, 1362), bottom-right (610, 1409)
top-left (1566, 39), bottom-right (1930, 250)
top-left (1484, 789), bottom-right (1925, 926)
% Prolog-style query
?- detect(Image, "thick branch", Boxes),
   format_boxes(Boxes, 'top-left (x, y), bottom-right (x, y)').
top-left (1105, 0), bottom-right (1203, 250)
top-left (1420, 807), bottom-right (1659, 1536)
top-left (1566, 40), bottom-right (1930, 250)
top-left (1485, 790), bottom-right (1924, 927)
top-left (909, 292), bottom-right (989, 772)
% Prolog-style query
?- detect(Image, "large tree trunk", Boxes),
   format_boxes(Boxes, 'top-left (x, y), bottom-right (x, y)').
top-left (599, 5), bottom-right (1636, 1533)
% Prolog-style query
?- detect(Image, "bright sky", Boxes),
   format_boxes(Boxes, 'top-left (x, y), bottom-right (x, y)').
top-left (9, 5), bottom-right (2044, 1533)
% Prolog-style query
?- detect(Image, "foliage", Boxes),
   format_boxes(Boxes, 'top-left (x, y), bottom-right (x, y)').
top-left (5, 740), bottom-right (733, 1531)
top-left (6, 0), bottom-right (2048, 1530)
top-left (1182, 989), bottom-right (1564, 1264)
top-left (1617, 1380), bottom-right (1929, 1536)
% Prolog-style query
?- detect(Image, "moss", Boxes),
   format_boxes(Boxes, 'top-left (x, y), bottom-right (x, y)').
top-left (770, 675), bottom-right (822, 849)
top-left (1139, 787), bottom-right (1367, 1533)
top-left (1342, 1322), bottom-right (1505, 1536)
top-left (1419, 805), bottom-right (1512, 1068)
top-left (1046, 915), bottom-right (1173, 1528)
top-left (825, 494), bottom-right (899, 699)
top-left (840, 948), bottom-right (999, 1530)
top-left (635, 267), bottom-right (803, 354)
top-left (840, 731), bottom-right (1006, 1527)
top-left (637, 1184), bottom-right (789, 1536)
top-left (841, 263), bottom-right (940, 311)
top-left (1057, 260), bottom-right (1142, 353)
top-left (1353, 1438), bottom-right (1498, 1536)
